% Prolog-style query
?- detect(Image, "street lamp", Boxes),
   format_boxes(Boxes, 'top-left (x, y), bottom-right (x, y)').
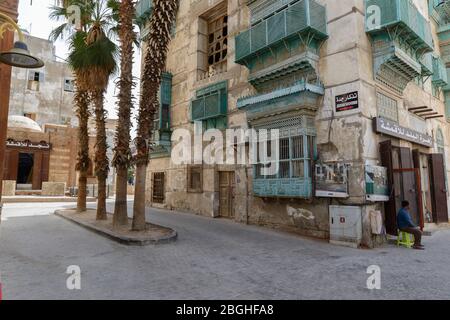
top-left (0, 12), bottom-right (44, 68)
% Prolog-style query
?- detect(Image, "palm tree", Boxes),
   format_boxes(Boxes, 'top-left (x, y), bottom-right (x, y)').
top-left (73, 84), bottom-right (91, 212)
top-left (132, 0), bottom-right (179, 231)
top-left (112, 0), bottom-right (136, 227)
top-left (70, 25), bottom-right (118, 220)
top-left (49, 0), bottom-right (95, 213)
top-left (51, 0), bottom-right (118, 220)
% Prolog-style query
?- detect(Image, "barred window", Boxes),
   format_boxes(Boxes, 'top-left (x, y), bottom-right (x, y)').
top-left (152, 172), bottom-right (165, 203)
top-left (254, 134), bottom-right (315, 180)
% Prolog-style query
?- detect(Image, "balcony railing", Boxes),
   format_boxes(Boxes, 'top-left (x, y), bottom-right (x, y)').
top-left (432, 56), bottom-right (448, 87)
top-left (420, 53), bottom-right (434, 76)
top-left (365, 0), bottom-right (433, 54)
top-left (433, 0), bottom-right (450, 23)
top-left (235, 0), bottom-right (328, 63)
top-left (136, 0), bottom-right (153, 25)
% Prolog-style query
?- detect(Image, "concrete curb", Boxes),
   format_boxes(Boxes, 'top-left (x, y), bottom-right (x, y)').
top-left (54, 209), bottom-right (177, 246)
top-left (3, 197), bottom-right (97, 203)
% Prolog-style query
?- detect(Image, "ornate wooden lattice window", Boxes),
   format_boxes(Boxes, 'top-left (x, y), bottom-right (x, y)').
top-left (152, 172), bottom-right (165, 203)
top-left (153, 72), bottom-right (172, 132)
top-left (197, 2), bottom-right (228, 79)
top-left (187, 165), bottom-right (203, 193)
top-left (207, 13), bottom-right (228, 68)
top-left (191, 81), bottom-right (228, 130)
top-left (255, 135), bottom-right (314, 180)
top-left (377, 92), bottom-right (398, 122)
top-left (252, 115), bottom-right (316, 198)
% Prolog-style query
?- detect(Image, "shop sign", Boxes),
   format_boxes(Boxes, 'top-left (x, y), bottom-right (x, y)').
top-left (335, 91), bottom-right (359, 112)
top-left (373, 117), bottom-right (433, 147)
top-left (6, 139), bottom-right (51, 150)
top-left (315, 163), bottom-right (349, 198)
top-left (365, 165), bottom-right (389, 202)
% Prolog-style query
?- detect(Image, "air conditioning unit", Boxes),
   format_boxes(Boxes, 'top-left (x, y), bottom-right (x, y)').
top-left (329, 206), bottom-right (362, 248)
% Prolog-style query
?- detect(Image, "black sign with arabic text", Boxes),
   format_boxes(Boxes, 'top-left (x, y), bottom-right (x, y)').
top-left (335, 91), bottom-right (359, 112)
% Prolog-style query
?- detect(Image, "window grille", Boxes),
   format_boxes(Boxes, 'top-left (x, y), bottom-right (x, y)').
top-left (152, 172), bottom-right (165, 203)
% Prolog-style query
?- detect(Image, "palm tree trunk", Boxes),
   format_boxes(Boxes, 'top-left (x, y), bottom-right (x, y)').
top-left (113, 0), bottom-right (135, 228)
top-left (77, 171), bottom-right (87, 212)
top-left (132, 163), bottom-right (147, 230)
top-left (74, 87), bottom-right (90, 213)
top-left (133, 0), bottom-right (179, 230)
top-left (92, 89), bottom-right (109, 221)
top-left (97, 175), bottom-right (107, 219)
top-left (113, 167), bottom-right (129, 226)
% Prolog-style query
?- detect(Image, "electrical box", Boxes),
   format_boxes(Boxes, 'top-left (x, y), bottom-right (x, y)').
top-left (329, 205), bottom-right (362, 248)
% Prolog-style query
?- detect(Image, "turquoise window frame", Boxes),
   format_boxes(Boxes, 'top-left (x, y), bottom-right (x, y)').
top-left (252, 130), bottom-right (316, 198)
top-left (191, 81), bottom-right (228, 129)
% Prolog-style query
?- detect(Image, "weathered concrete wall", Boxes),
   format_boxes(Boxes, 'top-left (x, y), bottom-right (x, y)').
top-left (9, 34), bottom-right (76, 127)
top-left (41, 182), bottom-right (66, 196)
top-left (2, 181), bottom-right (16, 196)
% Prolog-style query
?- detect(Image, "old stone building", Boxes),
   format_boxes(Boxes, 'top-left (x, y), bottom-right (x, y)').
top-left (138, 0), bottom-right (450, 248)
top-left (1, 31), bottom-right (120, 197)
top-left (2, 117), bottom-right (78, 195)
top-left (8, 33), bottom-right (77, 127)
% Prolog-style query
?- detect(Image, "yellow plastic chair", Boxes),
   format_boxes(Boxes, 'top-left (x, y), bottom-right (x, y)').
top-left (397, 230), bottom-right (414, 248)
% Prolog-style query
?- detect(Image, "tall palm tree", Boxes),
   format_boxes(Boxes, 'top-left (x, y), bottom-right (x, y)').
top-left (49, 0), bottom-right (96, 212)
top-left (51, 0), bottom-right (118, 220)
top-left (73, 83), bottom-right (91, 212)
top-left (133, 0), bottom-right (179, 231)
top-left (112, 0), bottom-right (136, 227)
top-left (69, 25), bottom-right (118, 220)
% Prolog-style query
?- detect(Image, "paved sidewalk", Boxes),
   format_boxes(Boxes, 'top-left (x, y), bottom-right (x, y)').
top-left (0, 201), bottom-right (449, 300)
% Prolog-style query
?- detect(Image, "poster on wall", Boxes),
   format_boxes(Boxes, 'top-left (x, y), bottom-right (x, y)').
top-left (335, 91), bottom-right (359, 112)
top-left (365, 165), bottom-right (390, 202)
top-left (315, 163), bottom-right (349, 198)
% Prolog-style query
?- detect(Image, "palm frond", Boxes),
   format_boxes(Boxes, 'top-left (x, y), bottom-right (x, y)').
top-left (49, 22), bottom-right (69, 42)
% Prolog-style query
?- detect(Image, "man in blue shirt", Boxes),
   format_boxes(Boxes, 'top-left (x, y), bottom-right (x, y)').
top-left (397, 201), bottom-right (424, 250)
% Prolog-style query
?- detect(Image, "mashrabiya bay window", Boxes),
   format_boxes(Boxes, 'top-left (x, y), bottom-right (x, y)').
top-left (253, 116), bottom-right (316, 198)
